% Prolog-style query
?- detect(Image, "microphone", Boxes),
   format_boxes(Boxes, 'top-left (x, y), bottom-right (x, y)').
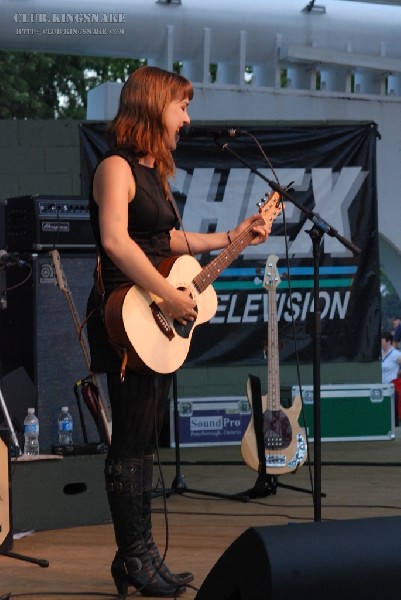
top-left (0, 249), bottom-right (27, 267)
top-left (180, 126), bottom-right (248, 139)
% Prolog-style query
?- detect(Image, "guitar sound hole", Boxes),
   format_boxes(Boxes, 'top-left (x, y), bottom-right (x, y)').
top-left (263, 410), bottom-right (293, 449)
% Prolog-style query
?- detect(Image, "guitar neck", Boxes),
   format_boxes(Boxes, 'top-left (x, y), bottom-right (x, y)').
top-left (63, 290), bottom-right (92, 368)
top-left (267, 287), bottom-right (280, 411)
top-left (193, 215), bottom-right (264, 294)
top-left (50, 251), bottom-right (112, 445)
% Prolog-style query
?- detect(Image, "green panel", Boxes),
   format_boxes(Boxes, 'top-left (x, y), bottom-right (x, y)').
top-left (290, 384), bottom-right (395, 441)
top-left (177, 361), bottom-right (382, 400)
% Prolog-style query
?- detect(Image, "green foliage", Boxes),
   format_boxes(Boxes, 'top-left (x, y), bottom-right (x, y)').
top-left (0, 50), bottom-right (145, 119)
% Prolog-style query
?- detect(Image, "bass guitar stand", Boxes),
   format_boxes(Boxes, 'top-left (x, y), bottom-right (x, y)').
top-left (165, 375), bottom-right (311, 503)
top-left (244, 472), bottom-right (312, 499)
top-left (240, 373), bottom-right (313, 500)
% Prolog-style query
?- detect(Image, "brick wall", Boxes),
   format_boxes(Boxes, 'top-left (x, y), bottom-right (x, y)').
top-left (0, 119), bottom-right (82, 203)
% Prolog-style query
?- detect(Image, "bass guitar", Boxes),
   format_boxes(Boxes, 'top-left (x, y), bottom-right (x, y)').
top-left (51, 249), bottom-right (112, 445)
top-left (104, 191), bottom-right (283, 375)
top-left (241, 255), bottom-right (307, 475)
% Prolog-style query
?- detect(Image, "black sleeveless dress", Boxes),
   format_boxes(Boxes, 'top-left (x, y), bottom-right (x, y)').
top-left (86, 150), bottom-right (178, 374)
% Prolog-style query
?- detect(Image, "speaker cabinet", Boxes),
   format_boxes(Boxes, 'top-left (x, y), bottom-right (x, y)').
top-left (195, 517), bottom-right (401, 600)
top-left (2, 253), bottom-right (103, 452)
top-left (0, 428), bottom-right (12, 552)
top-left (12, 454), bottom-right (109, 532)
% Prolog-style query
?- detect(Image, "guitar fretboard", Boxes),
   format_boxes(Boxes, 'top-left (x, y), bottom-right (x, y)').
top-left (267, 283), bottom-right (280, 411)
top-left (193, 191), bottom-right (282, 294)
top-left (263, 255), bottom-right (281, 412)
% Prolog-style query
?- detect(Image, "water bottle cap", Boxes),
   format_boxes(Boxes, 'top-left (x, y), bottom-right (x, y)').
top-left (62, 406), bottom-right (69, 412)
top-left (28, 408), bottom-right (35, 414)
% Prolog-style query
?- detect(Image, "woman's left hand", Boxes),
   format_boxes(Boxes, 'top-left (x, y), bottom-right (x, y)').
top-left (231, 214), bottom-right (271, 246)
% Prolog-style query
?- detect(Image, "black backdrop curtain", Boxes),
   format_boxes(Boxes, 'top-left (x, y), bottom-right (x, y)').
top-left (79, 122), bottom-right (380, 367)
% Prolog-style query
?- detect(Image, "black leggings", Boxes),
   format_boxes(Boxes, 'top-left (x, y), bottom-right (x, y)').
top-left (106, 369), bottom-right (173, 460)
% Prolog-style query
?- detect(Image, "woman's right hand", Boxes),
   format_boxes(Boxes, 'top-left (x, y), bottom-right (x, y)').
top-left (162, 286), bottom-right (198, 325)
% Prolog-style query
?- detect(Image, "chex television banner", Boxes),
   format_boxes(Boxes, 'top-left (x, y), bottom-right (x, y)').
top-left (80, 122), bottom-right (380, 367)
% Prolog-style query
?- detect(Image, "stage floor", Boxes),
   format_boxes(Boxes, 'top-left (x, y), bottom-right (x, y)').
top-left (2, 432), bottom-right (401, 599)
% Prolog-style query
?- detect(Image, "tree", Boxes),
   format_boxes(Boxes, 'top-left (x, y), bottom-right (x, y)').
top-left (0, 51), bottom-right (144, 119)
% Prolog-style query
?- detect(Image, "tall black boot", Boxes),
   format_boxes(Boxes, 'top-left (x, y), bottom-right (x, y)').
top-left (142, 454), bottom-right (194, 586)
top-left (105, 458), bottom-right (185, 598)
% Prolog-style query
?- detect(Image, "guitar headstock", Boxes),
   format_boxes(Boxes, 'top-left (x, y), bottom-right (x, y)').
top-left (263, 254), bottom-right (281, 292)
top-left (259, 191), bottom-right (283, 232)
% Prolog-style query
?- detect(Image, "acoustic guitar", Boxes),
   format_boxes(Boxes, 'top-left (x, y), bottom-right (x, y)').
top-left (104, 191), bottom-right (283, 375)
top-left (241, 255), bottom-right (307, 475)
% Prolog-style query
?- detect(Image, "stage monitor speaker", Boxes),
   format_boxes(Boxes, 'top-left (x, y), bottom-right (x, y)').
top-left (2, 253), bottom-right (104, 452)
top-left (195, 517), bottom-right (401, 600)
top-left (0, 428), bottom-right (12, 552)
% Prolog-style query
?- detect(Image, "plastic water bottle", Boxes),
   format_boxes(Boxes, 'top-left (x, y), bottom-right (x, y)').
top-left (24, 408), bottom-right (39, 455)
top-left (58, 406), bottom-right (73, 446)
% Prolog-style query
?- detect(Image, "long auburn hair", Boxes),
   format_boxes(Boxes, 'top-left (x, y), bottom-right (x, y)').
top-left (106, 66), bottom-right (193, 197)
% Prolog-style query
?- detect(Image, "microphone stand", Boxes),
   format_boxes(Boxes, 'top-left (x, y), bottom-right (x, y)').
top-left (0, 386), bottom-right (21, 457)
top-left (216, 138), bottom-right (361, 521)
top-left (168, 371), bottom-right (248, 502)
top-left (0, 344), bottom-right (49, 565)
top-left (0, 386), bottom-right (49, 567)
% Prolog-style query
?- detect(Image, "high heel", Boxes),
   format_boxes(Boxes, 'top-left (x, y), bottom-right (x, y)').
top-left (111, 553), bottom-right (131, 598)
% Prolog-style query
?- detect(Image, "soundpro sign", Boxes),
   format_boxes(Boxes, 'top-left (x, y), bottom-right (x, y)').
top-left (169, 397), bottom-right (251, 447)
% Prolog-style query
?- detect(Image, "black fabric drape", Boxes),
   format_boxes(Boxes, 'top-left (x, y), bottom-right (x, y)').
top-left (79, 122), bottom-right (380, 367)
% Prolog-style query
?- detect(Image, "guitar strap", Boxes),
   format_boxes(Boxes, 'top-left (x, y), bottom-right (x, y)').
top-left (95, 253), bottom-right (105, 307)
top-left (168, 187), bottom-right (194, 257)
top-left (247, 373), bottom-right (266, 473)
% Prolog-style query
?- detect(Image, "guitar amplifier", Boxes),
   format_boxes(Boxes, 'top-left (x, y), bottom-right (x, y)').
top-left (5, 195), bottom-right (96, 252)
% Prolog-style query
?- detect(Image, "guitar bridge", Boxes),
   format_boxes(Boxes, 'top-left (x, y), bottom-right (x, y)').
top-left (149, 301), bottom-right (175, 341)
top-left (265, 454), bottom-right (286, 468)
